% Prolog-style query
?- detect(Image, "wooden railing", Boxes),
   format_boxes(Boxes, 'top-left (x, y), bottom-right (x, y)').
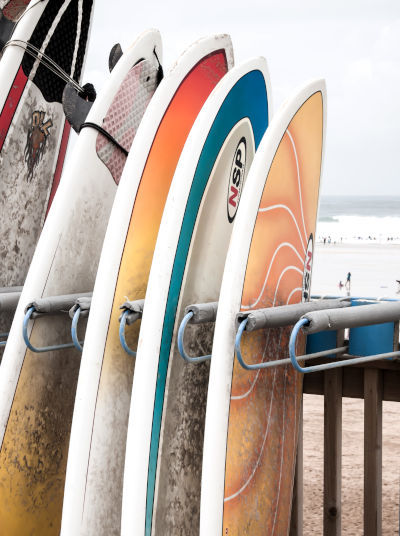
top-left (290, 322), bottom-right (400, 536)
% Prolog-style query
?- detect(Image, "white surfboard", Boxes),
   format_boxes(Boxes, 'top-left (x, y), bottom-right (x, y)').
top-left (61, 35), bottom-right (234, 536)
top-left (0, 29), bottom-right (162, 535)
top-left (0, 0), bottom-right (94, 342)
top-left (200, 79), bottom-right (326, 535)
top-left (121, 57), bottom-right (271, 536)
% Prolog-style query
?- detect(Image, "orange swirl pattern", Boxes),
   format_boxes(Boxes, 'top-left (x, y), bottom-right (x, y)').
top-left (223, 92), bottom-right (323, 535)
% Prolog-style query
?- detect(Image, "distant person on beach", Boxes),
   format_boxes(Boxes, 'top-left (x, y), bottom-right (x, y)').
top-left (396, 280), bottom-right (400, 294)
top-left (338, 280), bottom-right (344, 291)
top-left (345, 272), bottom-right (351, 291)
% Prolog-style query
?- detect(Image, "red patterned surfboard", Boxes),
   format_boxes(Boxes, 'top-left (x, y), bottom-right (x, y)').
top-left (0, 0), bottom-right (93, 344)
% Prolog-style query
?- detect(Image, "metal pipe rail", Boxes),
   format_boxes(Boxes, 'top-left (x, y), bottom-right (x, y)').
top-left (234, 299), bottom-right (351, 370)
top-left (236, 298), bottom-right (350, 331)
top-left (235, 316), bottom-right (348, 371)
top-left (289, 301), bottom-right (400, 373)
top-left (177, 299), bottom-right (349, 365)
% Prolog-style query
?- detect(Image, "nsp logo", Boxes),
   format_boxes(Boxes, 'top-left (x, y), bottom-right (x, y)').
top-left (24, 110), bottom-right (53, 182)
top-left (227, 136), bottom-right (246, 223)
top-left (302, 234), bottom-right (313, 302)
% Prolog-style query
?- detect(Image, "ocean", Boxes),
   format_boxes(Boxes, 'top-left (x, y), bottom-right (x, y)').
top-left (312, 196), bottom-right (400, 298)
top-left (316, 195), bottom-right (400, 244)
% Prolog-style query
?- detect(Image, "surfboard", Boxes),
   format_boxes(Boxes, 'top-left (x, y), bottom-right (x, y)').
top-left (0, 0), bottom-right (94, 350)
top-left (0, 29), bottom-right (162, 535)
top-left (60, 35), bottom-right (233, 536)
top-left (200, 79), bottom-right (326, 535)
top-left (120, 58), bottom-right (270, 536)
top-left (0, 0), bottom-right (30, 54)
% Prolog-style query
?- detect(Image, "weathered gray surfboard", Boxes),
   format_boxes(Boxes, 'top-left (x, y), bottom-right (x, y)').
top-left (0, 30), bottom-right (162, 535)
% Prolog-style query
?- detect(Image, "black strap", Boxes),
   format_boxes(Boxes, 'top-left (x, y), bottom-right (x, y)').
top-left (153, 48), bottom-right (164, 85)
top-left (133, 52), bottom-right (163, 85)
top-left (79, 122), bottom-right (128, 156)
top-left (0, 14), bottom-right (15, 52)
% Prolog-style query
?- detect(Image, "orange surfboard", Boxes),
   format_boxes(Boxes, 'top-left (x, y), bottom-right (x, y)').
top-left (200, 79), bottom-right (325, 535)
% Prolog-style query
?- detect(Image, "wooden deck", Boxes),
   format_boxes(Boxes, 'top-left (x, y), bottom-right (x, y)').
top-left (290, 324), bottom-right (400, 536)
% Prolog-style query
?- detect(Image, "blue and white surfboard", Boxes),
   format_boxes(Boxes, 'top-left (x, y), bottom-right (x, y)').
top-left (121, 58), bottom-right (271, 536)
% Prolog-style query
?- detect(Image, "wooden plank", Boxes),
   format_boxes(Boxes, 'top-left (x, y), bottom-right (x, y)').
top-left (290, 400), bottom-right (303, 536)
top-left (342, 367), bottom-right (364, 399)
top-left (303, 365), bottom-right (400, 402)
top-left (361, 360), bottom-right (400, 372)
top-left (323, 368), bottom-right (342, 535)
top-left (364, 368), bottom-right (383, 536)
top-left (303, 370), bottom-right (324, 396)
top-left (382, 369), bottom-right (400, 402)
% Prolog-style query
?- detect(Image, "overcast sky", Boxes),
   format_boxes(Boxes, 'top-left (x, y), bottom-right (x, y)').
top-left (80, 0), bottom-right (400, 196)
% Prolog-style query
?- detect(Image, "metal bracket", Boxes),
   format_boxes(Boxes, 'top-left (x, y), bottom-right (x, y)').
top-left (289, 316), bottom-right (400, 374)
top-left (235, 316), bottom-right (348, 370)
top-left (118, 299), bottom-right (144, 356)
top-left (23, 306), bottom-right (78, 353)
top-left (177, 311), bottom-right (212, 364)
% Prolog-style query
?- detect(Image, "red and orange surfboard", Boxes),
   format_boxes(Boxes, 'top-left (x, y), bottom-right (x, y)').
top-left (61, 35), bottom-right (233, 536)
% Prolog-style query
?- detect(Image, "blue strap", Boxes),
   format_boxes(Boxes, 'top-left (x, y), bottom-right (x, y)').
top-left (71, 306), bottom-right (84, 352)
top-left (177, 311), bottom-right (211, 363)
top-left (119, 309), bottom-right (137, 357)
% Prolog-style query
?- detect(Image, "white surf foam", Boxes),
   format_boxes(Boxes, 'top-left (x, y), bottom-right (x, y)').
top-left (316, 215), bottom-right (400, 245)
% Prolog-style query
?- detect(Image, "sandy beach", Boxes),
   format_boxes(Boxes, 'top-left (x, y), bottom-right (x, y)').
top-left (312, 242), bottom-right (400, 299)
top-left (300, 242), bottom-right (400, 534)
top-left (303, 397), bottom-right (400, 535)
